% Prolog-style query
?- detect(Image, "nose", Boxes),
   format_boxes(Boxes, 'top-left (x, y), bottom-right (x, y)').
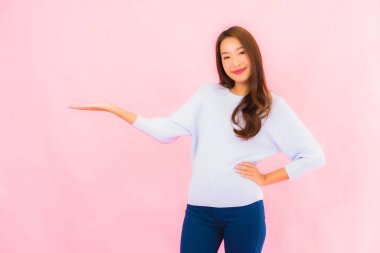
top-left (232, 57), bottom-right (241, 67)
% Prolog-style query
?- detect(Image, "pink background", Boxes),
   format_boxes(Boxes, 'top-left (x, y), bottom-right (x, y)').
top-left (1, 0), bottom-right (379, 252)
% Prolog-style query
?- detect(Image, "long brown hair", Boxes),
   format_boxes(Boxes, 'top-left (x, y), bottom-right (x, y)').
top-left (215, 26), bottom-right (273, 141)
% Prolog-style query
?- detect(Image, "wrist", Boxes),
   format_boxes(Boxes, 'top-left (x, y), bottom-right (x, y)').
top-left (105, 102), bottom-right (117, 112)
top-left (262, 174), bottom-right (268, 186)
top-left (262, 167), bottom-right (289, 187)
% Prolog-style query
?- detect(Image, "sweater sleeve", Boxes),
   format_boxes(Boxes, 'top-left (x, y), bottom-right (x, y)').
top-left (131, 84), bottom-right (207, 144)
top-left (266, 96), bottom-right (326, 180)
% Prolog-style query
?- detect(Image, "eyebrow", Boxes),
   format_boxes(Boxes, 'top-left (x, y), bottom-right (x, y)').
top-left (221, 46), bottom-right (244, 55)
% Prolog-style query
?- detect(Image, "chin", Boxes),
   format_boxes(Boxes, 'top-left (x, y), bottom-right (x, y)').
top-left (234, 77), bottom-right (250, 83)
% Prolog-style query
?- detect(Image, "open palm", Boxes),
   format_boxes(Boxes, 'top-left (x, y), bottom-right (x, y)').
top-left (68, 102), bottom-right (113, 111)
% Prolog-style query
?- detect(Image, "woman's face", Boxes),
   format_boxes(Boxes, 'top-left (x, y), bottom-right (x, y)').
top-left (220, 37), bottom-right (252, 85)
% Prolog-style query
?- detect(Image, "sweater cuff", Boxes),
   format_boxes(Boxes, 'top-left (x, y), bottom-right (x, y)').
top-left (284, 153), bottom-right (326, 180)
top-left (132, 115), bottom-right (144, 129)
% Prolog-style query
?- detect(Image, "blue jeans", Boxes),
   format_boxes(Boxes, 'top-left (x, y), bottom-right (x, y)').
top-left (180, 200), bottom-right (266, 253)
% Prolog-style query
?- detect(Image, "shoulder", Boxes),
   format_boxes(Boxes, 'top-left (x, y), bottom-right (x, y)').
top-left (269, 91), bottom-right (291, 114)
top-left (266, 91), bottom-right (302, 126)
top-left (193, 82), bottom-right (219, 97)
top-left (199, 82), bottom-right (218, 92)
top-left (265, 91), bottom-right (290, 123)
top-left (269, 90), bottom-right (284, 104)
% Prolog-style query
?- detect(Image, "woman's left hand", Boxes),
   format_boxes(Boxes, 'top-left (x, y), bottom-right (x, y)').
top-left (234, 162), bottom-right (266, 186)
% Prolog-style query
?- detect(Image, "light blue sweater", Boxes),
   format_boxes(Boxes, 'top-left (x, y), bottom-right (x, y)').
top-left (132, 83), bottom-right (326, 207)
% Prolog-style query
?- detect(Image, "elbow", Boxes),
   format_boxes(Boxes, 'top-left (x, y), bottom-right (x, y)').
top-left (286, 150), bottom-right (326, 180)
top-left (304, 144), bottom-right (326, 169)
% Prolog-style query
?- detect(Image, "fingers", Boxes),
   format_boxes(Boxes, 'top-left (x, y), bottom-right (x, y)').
top-left (68, 102), bottom-right (110, 111)
top-left (68, 105), bottom-right (86, 109)
top-left (235, 162), bottom-right (260, 177)
top-left (238, 161), bottom-right (255, 167)
top-left (234, 161), bottom-right (265, 186)
top-left (68, 104), bottom-right (99, 110)
top-left (235, 162), bottom-right (256, 171)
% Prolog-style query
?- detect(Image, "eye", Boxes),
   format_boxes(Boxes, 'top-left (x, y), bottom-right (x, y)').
top-left (222, 51), bottom-right (245, 60)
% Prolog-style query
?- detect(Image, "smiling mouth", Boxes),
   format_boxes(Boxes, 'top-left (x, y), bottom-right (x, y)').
top-left (232, 67), bottom-right (246, 74)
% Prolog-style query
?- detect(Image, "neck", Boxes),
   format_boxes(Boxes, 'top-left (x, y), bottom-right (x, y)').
top-left (231, 82), bottom-right (250, 96)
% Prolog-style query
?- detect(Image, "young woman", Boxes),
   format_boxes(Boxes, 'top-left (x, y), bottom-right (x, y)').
top-left (69, 26), bottom-right (326, 253)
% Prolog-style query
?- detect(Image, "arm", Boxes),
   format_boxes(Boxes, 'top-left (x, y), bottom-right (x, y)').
top-left (111, 85), bottom-right (208, 144)
top-left (69, 88), bottom-right (199, 144)
top-left (107, 104), bottom-right (190, 144)
top-left (107, 104), bottom-right (138, 125)
top-left (263, 167), bottom-right (289, 186)
top-left (266, 96), bottom-right (326, 180)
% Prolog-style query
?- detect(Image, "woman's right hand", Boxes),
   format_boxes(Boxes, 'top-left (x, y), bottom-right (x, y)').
top-left (68, 102), bottom-right (114, 112)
